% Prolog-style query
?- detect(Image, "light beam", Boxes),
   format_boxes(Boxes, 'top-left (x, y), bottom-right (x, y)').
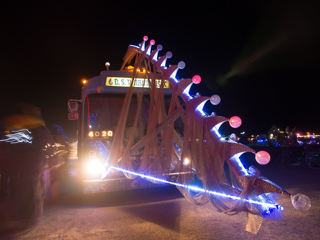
top-left (101, 166), bottom-right (282, 210)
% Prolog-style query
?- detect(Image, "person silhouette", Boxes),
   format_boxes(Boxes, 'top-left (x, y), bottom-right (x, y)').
top-left (0, 103), bottom-right (59, 232)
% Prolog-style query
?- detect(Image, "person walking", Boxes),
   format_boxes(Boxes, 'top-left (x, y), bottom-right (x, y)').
top-left (0, 103), bottom-right (59, 233)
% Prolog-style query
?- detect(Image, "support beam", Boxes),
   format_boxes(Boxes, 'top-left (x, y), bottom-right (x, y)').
top-left (118, 105), bottom-right (185, 162)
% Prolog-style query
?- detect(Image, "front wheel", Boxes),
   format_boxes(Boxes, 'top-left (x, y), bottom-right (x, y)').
top-left (305, 151), bottom-right (320, 170)
top-left (276, 152), bottom-right (291, 169)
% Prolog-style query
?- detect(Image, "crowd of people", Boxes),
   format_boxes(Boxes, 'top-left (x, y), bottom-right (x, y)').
top-left (0, 103), bottom-right (70, 234)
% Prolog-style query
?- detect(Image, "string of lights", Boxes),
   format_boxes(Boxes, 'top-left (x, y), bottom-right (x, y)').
top-left (102, 166), bottom-right (283, 210)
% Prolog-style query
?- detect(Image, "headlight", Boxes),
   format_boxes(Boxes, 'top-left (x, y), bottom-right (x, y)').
top-left (86, 159), bottom-right (104, 175)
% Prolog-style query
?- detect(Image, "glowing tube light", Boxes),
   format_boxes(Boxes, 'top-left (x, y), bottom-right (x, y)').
top-left (182, 82), bottom-right (193, 100)
top-left (211, 127), bottom-right (221, 138)
top-left (129, 44), bottom-right (139, 49)
top-left (210, 121), bottom-right (224, 138)
top-left (146, 46), bottom-right (152, 56)
top-left (169, 68), bottom-right (179, 83)
top-left (230, 152), bottom-right (248, 175)
top-left (101, 166), bottom-right (282, 210)
top-left (152, 52), bottom-right (159, 61)
top-left (196, 100), bottom-right (209, 117)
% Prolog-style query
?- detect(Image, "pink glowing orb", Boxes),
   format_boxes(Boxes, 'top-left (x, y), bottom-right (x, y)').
top-left (150, 39), bottom-right (155, 45)
top-left (255, 151), bottom-right (271, 165)
top-left (192, 75), bottom-right (201, 84)
top-left (143, 35), bottom-right (148, 41)
top-left (229, 116), bottom-right (242, 128)
top-left (210, 94), bottom-right (221, 105)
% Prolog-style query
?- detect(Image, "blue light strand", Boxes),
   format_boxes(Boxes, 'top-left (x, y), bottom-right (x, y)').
top-left (102, 166), bottom-right (282, 210)
top-left (169, 68), bottom-right (179, 83)
top-left (231, 152), bottom-right (249, 176)
top-left (182, 82), bottom-right (193, 100)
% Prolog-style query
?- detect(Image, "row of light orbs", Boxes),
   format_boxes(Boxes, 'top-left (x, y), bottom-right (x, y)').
top-left (142, 36), bottom-right (270, 165)
top-left (143, 36), bottom-right (311, 211)
top-left (191, 75), bottom-right (243, 128)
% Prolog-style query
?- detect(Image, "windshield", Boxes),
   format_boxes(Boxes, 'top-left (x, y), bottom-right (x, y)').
top-left (84, 93), bottom-right (183, 139)
top-left (84, 93), bottom-right (149, 138)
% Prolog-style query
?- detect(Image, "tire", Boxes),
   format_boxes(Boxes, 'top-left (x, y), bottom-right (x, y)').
top-left (305, 151), bottom-right (320, 170)
top-left (276, 152), bottom-right (291, 169)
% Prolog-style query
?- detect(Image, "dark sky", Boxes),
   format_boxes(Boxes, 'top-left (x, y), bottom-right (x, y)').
top-left (1, 0), bottom-right (320, 138)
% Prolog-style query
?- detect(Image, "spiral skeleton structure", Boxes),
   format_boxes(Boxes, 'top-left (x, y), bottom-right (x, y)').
top-left (102, 36), bottom-right (309, 234)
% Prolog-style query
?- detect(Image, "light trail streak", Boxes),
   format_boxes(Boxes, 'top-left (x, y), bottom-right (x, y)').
top-left (102, 166), bottom-right (283, 210)
top-left (0, 129), bottom-right (33, 144)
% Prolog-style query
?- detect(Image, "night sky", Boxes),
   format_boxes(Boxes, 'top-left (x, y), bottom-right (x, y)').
top-left (1, 0), bottom-right (320, 138)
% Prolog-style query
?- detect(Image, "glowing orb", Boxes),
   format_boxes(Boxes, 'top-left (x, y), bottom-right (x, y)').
top-left (184, 158), bottom-right (190, 165)
top-left (178, 61), bottom-right (186, 69)
top-left (229, 116), bottom-right (242, 128)
top-left (166, 51), bottom-right (172, 58)
top-left (157, 44), bottom-right (163, 51)
top-left (150, 39), bottom-right (155, 45)
top-left (255, 151), bottom-right (270, 165)
top-left (96, 85), bottom-right (103, 93)
top-left (89, 150), bottom-right (97, 158)
top-left (105, 62), bottom-right (110, 67)
top-left (192, 75), bottom-right (201, 84)
top-left (143, 35), bottom-right (148, 41)
top-left (210, 94), bottom-right (221, 105)
top-left (291, 193), bottom-right (311, 211)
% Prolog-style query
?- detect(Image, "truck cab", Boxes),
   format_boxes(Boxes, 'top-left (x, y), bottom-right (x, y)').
top-left (68, 68), bottom-right (175, 193)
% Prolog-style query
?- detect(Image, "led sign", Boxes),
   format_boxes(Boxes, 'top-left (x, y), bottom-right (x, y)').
top-left (88, 130), bottom-right (113, 138)
top-left (106, 77), bottom-right (169, 88)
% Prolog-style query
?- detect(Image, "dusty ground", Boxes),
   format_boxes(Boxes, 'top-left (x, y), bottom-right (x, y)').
top-left (1, 155), bottom-right (319, 240)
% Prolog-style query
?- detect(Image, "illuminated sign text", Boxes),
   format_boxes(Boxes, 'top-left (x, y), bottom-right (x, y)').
top-left (106, 77), bottom-right (169, 88)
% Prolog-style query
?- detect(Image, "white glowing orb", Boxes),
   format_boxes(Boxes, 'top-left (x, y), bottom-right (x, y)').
top-left (210, 94), bottom-right (221, 105)
top-left (178, 61), bottom-right (186, 69)
top-left (255, 151), bottom-right (271, 165)
top-left (291, 193), bottom-right (311, 211)
top-left (166, 51), bottom-right (172, 58)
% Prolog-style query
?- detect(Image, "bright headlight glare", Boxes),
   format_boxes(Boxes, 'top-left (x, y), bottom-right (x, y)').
top-left (86, 159), bottom-right (103, 175)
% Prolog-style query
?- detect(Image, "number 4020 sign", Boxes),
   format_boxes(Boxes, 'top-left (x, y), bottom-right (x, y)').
top-left (88, 130), bottom-right (113, 138)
